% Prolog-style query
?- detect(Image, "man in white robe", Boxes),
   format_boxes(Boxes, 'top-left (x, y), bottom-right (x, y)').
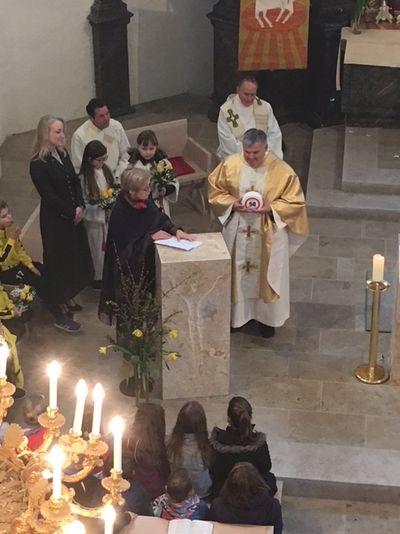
top-left (71, 98), bottom-right (130, 178)
top-left (217, 75), bottom-right (283, 161)
top-left (209, 129), bottom-right (308, 337)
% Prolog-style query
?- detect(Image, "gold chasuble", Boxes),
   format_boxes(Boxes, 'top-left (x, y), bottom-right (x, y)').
top-left (209, 152), bottom-right (308, 327)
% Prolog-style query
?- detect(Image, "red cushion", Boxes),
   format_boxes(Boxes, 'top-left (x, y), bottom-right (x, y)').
top-left (169, 156), bottom-right (195, 177)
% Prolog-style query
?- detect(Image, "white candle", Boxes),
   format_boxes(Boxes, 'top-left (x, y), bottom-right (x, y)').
top-left (48, 445), bottom-right (65, 500)
top-left (72, 379), bottom-right (88, 435)
top-left (372, 254), bottom-right (385, 282)
top-left (109, 416), bottom-right (125, 472)
top-left (92, 383), bottom-right (105, 436)
top-left (0, 341), bottom-right (9, 379)
top-left (102, 504), bottom-right (116, 534)
top-left (62, 520), bottom-right (86, 533)
top-left (46, 360), bottom-right (61, 410)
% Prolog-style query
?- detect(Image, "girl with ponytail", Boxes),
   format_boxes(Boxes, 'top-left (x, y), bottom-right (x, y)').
top-left (209, 396), bottom-right (277, 497)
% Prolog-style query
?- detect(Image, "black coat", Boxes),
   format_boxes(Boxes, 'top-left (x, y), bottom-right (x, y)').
top-left (99, 192), bottom-right (176, 325)
top-left (30, 150), bottom-right (93, 303)
top-left (208, 490), bottom-right (283, 534)
top-left (209, 426), bottom-right (277, 497)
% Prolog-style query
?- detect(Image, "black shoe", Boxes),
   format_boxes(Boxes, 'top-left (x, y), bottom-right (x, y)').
top-left (230, 326), bottom-right (241, 333)
top-left (67, 302), bottom-right (83, 312)
top-left (92, 280), bottom-right (102, 291)
top-left (14, 387), bottom-right (26, 399)
top-left (258, 323), bottom-right (275, 338)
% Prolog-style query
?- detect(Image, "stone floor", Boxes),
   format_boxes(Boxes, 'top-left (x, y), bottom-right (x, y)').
top-left (1, 94), bottom-right (400, 532)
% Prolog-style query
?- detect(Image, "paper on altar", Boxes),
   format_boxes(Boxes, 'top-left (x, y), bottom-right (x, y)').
top-left (155, 237), bottom-right (202, 251)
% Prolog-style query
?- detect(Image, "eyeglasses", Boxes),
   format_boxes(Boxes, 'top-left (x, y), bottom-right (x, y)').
top-left (94, 155), bottom-right (108, 162)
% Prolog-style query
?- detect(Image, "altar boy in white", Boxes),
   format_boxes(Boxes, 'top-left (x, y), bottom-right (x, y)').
top-left (217, 75), bottom-right (283, 161)
top-left (209, 129), bottom-right (308, 337)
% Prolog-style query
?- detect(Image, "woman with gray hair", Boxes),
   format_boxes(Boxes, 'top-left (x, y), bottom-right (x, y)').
top-left (99, 166), bottom-right (192, 325)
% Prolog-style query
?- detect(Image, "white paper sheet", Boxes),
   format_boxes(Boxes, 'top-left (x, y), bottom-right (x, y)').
top-left (155, 237), bottom-right (202, 251)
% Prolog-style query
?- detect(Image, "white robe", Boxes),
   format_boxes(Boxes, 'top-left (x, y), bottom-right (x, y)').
top-left (221, 161), bottom-right (290, 328)
top-left (81, 168), bottom-right (108, 280)
top-left (217, 94), bottom-right (283, 161)
top-left (71, 118), bottom-right (130, 177)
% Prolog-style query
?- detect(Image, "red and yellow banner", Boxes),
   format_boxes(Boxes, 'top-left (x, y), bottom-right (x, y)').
top-left (239, 0), bottom-right (310, 71)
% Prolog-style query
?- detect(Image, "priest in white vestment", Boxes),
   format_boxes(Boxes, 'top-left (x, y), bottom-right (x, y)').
top-left (71, 98), bottom-right (130, 178)
top-left (217, 75), bottom-right (283, 161)
top-left (209, 129), bottom-right (308, 337)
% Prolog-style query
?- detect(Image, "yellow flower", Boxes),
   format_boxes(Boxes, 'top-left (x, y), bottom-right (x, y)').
top-left (99, 188), bottom-right (108, 199)
top-left (169, 329), bottom-right (178, 339)
top-left (26, 294), bottom-right (33, 302)
top-left (20, 292), bottom-right (26, 301)
top-left (132, 329), bottom-right (143, 338)
top-left (164, 161), bottom-right (173, 171)
top-left (167, 352), bottom-right (178, 361)
top-left (107, 188), bottom-right (113, 196)
top-left (156, 163), bottom-right (164, 174)
top-left (23, 285), bottom-right (31, 293)
top-left (98, 346), bottom-right (107, 355)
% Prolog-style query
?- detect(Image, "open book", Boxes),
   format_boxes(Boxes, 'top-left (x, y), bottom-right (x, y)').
top-left (167, 519), bottom-right (213, 534)
top-left (154, 237), bottom-right (202, 251)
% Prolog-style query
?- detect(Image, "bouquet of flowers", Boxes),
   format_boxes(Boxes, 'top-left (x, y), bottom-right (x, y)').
top-left (98, 267), bottom-right (180, 403)
top-left (151, 159), bottom-right (177, 193)
top-left (98, 185), bottom-right (120, 210)
top-left (9, 284), bottom-right (36, 313)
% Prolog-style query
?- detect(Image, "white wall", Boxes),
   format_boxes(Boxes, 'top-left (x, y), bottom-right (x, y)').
top-left (0, 0), bottom-right (215, 146)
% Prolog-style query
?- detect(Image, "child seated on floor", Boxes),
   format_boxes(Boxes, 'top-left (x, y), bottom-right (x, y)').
top-left (128, 130), bottom-right (179, 216)
top-left (22, 393), bottom-right (47, 449)
top-left (152, 468), bottom-right (208, 520)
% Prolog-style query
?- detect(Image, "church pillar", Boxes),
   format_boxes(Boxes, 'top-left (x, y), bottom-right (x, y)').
top-left (88, 0), bottom-right (134, 116)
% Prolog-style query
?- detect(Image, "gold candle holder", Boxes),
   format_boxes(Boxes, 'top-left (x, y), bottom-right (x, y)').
top-left (355, 279), bottom-right (390, 384)
top-left (101, 468), bottom-right (130, 507)
top-left (0, 377), bottom-right (16, 423)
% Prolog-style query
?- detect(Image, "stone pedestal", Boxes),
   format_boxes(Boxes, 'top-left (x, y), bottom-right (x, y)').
top-left (88, 0), bottom-right (134, 116)
top-left (390, 235), bottom-right (400, 385)
top-left (156, 233), bottom-right (231, 400)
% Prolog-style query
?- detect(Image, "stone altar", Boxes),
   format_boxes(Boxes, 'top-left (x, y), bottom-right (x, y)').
top-left (156, 233), bottom-right (231, 400)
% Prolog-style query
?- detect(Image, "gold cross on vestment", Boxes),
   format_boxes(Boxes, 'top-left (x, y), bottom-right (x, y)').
top-left (227, 109), bottom-right (239, 128)
top-left (241, 225), bottom-right (259, 238)
top-left (242, 260), bottom-right (258, 273)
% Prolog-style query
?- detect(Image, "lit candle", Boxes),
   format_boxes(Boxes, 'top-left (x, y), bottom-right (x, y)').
top-left (109, 416), bottom-right (124, 472)
top-left (0, 340), bottom-right (9, 379)
top-left (46, 360), bottom-right (61, 410)
top-left (72, 379), bottom-right (88, 435)
top-left (47, 445), bottom-right (65, 500)
top-left (102, 503), bottom-right (116, 534)
top-left (92, 383), bottom-right (105, 436)
top-left (62, 520), bottom-right (86, 533)
top-left (372, 254), bottom-right (385, 282)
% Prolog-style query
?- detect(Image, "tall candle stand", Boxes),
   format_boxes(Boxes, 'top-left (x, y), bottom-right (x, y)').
top-left (354, 279), bottom-right (390, 384)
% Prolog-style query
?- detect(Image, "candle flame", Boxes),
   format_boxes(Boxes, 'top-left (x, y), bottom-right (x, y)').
top-left (109, 415), bottom-right (125, 435)
top-left (75, 378), bottom-right (88, 396)
top-left (92, 382), bottom-right (105, 400)
top-left (47, 444), bottom-right (65, 468)
top-left (46, 360), bottom-right (61, 377)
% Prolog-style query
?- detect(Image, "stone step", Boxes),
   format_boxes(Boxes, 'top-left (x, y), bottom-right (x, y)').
top-left (342, 127), bottom-right (400, 194)
top-left (306, 126), bottom-right (400, 221)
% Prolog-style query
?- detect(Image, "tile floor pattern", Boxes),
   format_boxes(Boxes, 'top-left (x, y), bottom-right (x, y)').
top-left (1, 95), bottom-right (400, 532)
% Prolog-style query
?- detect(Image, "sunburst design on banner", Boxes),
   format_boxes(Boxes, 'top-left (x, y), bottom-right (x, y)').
top-left (239, 0), bottom-right (310, 71)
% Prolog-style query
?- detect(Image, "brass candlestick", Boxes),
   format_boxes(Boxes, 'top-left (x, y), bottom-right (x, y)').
top-left (0, 377), bottom-right (16, 423)
top-left (355, 279), bottom-right (390, 384)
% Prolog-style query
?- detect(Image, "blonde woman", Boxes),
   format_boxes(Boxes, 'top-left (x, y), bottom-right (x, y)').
top-left (99, 167), bottom-right (192, 325)
top-left (30, 115), bottom-right (93, 333)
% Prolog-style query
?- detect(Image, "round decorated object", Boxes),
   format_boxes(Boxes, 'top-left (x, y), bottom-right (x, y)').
top-left (241, 191), bottom-right (263, 210)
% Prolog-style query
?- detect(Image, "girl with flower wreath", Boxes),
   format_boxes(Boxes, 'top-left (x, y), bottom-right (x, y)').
top-left (79, 140), bottom-right (116, 289)
top-left (128, 130), bottom-right (179, 216)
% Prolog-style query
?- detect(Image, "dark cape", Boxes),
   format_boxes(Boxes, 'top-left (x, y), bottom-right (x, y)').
top-left (30, 149), bottom-right (93, 303)
top-left (98, 192), bottom-right (176, 325)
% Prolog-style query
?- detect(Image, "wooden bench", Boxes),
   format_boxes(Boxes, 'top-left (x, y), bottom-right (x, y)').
top-left (126, 119), bottom-right (214, 215)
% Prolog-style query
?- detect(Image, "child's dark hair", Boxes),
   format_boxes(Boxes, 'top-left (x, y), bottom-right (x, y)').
top-left (227, 396), bottom-right (254, 444)
top-left (128, 403), bottom-right (170, 480)
top-left (0, 200), bottom-right (8, 212)
top-left (220, 462), bottom-right (268, 508)
top-left (137, 130), bottom-right (159, 147)
top-left (167, 401), bottom-right (210, 466)
top-left (166, 468), bottom-right (193, 503)
top-left (23, 393), bottom-right (46, 426)
top-left (79, 140), bottom-right (114, 200)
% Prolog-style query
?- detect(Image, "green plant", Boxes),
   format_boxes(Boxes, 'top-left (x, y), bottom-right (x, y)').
top-left (99, 266), bottom-right (180, 403)
top-left (352, 0), bottom-right (369, 30)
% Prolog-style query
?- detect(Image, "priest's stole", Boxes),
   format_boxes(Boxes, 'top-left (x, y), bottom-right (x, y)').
top-left (239, 0), bottom-right (310, 71)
